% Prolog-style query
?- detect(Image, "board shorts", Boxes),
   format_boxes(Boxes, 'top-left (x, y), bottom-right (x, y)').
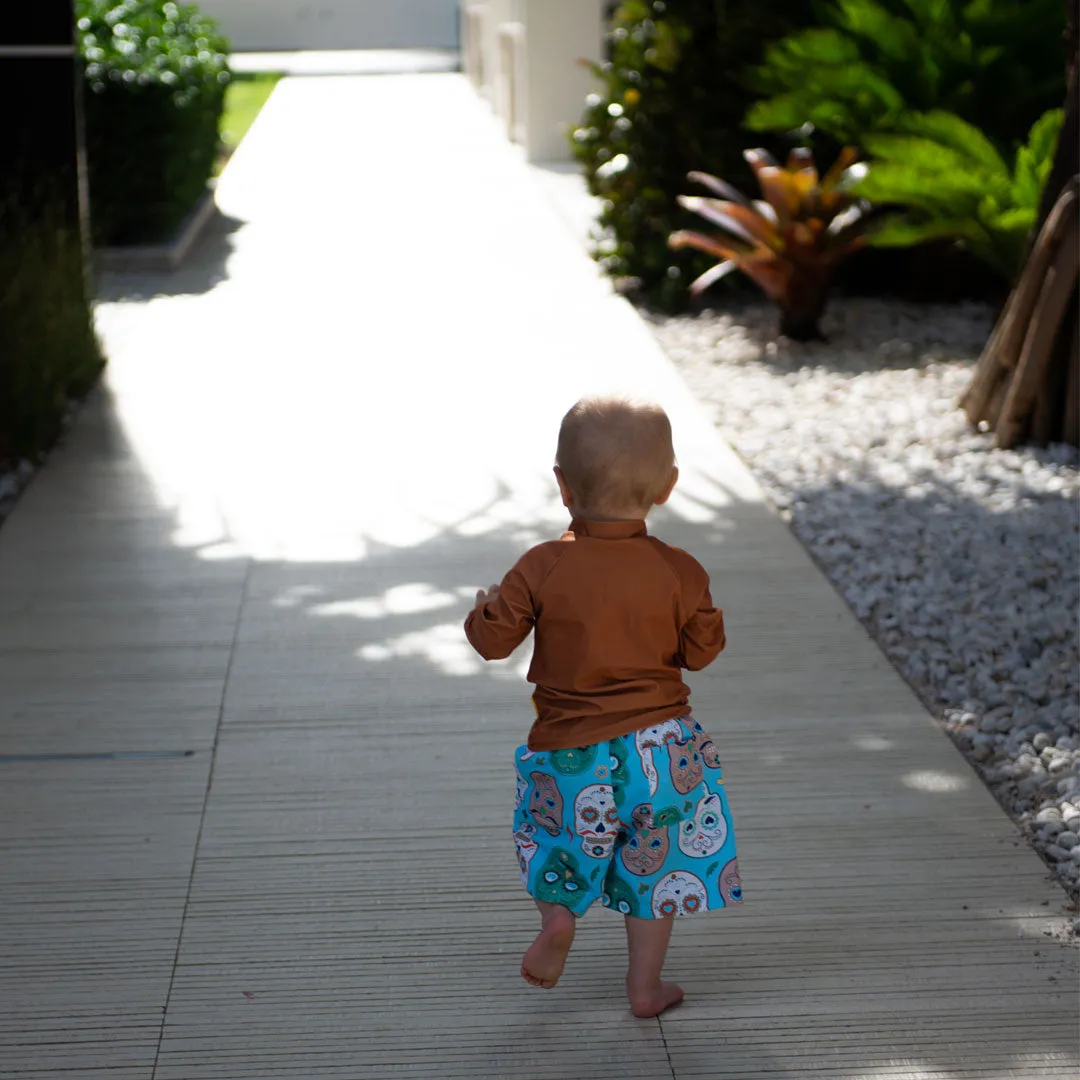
top-left (512, 714), bottom-right (741, 919)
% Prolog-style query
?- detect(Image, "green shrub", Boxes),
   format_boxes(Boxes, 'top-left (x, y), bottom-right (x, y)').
top-left (76, 0), bottom-right (230, 246)
top-left (571, 0), bottom-right (809, 309)
top-left (745, 0), bottom-right (1065, 153)
top-left (855, 109), bottom-right (1063, 281)
top-left (0, 196), bottom-right (104, 463)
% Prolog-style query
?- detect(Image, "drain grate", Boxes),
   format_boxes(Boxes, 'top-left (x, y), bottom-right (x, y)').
top-left (0, 750), bottom-right (196, 763)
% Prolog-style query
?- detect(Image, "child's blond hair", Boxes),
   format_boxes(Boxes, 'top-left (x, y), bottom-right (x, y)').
top-left (556, 398), bottom-right (675, 517)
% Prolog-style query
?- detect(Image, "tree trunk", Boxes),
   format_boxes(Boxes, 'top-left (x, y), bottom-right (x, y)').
top-left (960, 4), bottom-right (1080, 449)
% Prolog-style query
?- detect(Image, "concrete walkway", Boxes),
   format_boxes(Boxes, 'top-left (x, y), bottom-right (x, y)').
top-left (1, 73), bottom-right (1076, 1079)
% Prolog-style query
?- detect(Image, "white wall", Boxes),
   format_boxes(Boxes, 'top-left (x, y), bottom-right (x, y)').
top-left (203, 0), bottom-right (460, 51)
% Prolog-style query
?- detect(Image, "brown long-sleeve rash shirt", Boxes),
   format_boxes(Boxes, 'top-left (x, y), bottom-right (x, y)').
top-left (463, 517), bottom-right (726, 751)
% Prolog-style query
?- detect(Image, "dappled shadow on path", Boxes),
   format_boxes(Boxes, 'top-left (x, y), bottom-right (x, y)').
top-left (0, 385), bottom-right (1075, 1079)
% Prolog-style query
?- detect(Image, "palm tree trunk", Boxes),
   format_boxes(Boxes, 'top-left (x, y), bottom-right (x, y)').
top-left (960, 4), bottom-right (1080, 449)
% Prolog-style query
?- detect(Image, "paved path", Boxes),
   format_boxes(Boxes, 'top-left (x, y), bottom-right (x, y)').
top-left (1, 73), bottom-right (1077, 1079)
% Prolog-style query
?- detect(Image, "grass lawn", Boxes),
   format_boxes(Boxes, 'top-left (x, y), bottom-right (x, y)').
top-left (215, 72), bottom-right (283, 175)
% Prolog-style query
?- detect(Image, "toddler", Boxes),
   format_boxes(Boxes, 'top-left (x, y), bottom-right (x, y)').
top-left (464, 397), bottom-right (740, 1018)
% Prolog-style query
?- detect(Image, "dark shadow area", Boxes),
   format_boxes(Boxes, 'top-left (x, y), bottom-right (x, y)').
top-left (94, 210), bottom-right (247, 302)
top-left (0, 384), bottom-right (1076, 1078)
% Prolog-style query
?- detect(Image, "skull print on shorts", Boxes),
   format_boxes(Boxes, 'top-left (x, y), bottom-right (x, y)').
top-left (635, 719), bottom-right (684, 797)
top-left (513, 822), bottom-right (539, 886)
top-left (692, 723), bottom-right (722, 769)
top-left (620, 802), bottom-right (671, 876)
top-left (528, 772), bottom-right (564, 836)
top-left (534, 849), bottom-right (589, 906)
top-left (602, 875), bottom-right (640, 917)
top-left (574, 783), bottom-right (620, 859)
top-left (719, 857), bottom-right (743, 905)
top-left (651, 869), bottom-right (709, 917)
top-left (677, 787), bottom-right (728, 857)
top-left (550, 745), bottom-right (598, 775)
top-left (669, 736), bottom-right (704, 794)
top-left (513, 715), bottom-right (740, 919)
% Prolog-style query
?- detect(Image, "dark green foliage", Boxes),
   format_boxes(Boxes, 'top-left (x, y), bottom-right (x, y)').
top-left (0, 196), bottom-right (104, 463)
top-left (571, 0), bottom-right (808, 308)
top-left (77, 0), bottom-right (230, 246)
top-left (746, 0), bottom-right (1066, 153)
top-left (855, 109), bottom-right (1063, 280)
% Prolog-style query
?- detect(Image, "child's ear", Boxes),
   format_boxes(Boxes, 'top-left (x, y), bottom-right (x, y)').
top-left (654, 466), bottom-right (679, 506)
top-left (553, 466), bottom-right (575, 510)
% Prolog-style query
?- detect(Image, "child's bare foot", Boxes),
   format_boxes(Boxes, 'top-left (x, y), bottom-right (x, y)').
top-left (521, 906), bottom-right (576, 988)
top-left (628, 979), bottom-right (684, 1018)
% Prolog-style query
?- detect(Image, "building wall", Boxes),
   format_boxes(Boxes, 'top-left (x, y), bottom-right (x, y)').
top-left (201, 0), bottom-right (460, 51)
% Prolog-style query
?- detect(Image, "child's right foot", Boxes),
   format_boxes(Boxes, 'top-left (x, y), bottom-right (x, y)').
top-left (521, 906), bottom-right (576, 988)
top-left (628, 979), bottom-right (684, 1018)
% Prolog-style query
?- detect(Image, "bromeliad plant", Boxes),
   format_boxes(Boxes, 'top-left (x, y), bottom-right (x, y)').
top-left (668, 146), bottom-right (875, 341)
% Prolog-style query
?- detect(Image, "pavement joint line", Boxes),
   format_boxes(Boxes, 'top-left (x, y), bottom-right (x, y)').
top-left (0, 751), bottom-right (197, 763)
top-left (150, 557), bottom-right (253, 1080)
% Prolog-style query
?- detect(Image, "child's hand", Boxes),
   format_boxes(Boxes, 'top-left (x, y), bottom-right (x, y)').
top-left (474, 584), bottom-right (500, 609)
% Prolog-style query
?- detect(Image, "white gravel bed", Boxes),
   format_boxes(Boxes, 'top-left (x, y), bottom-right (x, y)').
top-left (649, 296), bottom-right (1080, 904)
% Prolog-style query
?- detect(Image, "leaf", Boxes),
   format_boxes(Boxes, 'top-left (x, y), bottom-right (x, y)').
top-left (893, 110), bottom-right (1009, 176)
top-left (638, 883), bottom-right (651, 895)
top-left (867, 216), bottom-right (982, 248)
top-left (1013, 108), bottom-right (1063, 208)
top-left (686, 171), bottom-right (753, 208)
top-left (679, 196), bottom-right (780, 248)
top-left (985, 207), bottom-right (1036, 235)
top-left (820, 146), bottom-right (860, 190)
top-left (752, 165), bottom-right (800, 227)
top-left (706, 861), bottom-right (719, 877)
top-left (688, 260), bottom-right (739, 295)
top-left (669, 229), bottom-right (755, 261)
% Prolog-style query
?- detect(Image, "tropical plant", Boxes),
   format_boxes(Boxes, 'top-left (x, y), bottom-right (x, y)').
top-left (571, 0), bottom-right (809, 308)
top-left (76, 0), bottom-right (230, 245)
top-left (854, 109), bottom-right (1064, 281)
top-left (669, 147), bottom-right (875, 340)
top-left (745, 0), bottom-right (1065, 154)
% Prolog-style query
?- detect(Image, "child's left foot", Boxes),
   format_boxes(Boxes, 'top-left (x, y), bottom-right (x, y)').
top-left (521, 906), bottom-right (576, 988)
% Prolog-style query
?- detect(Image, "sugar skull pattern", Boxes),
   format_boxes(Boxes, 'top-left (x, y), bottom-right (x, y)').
top-left (533, 850), bottom-right (590, 906)
top-left (574, 783), bottom-right (619, 859)
top-left (688, 718), bottom-right (723, 771)
top-left (651, 870), bottom-right (708, 917)
top-left (620, 803), bottom-right (671, 876)
top-left (719, 857), bottom-right (742, 905)
top-left (636, 719), bottom-right (684, 797)
top-left (528, 772), bottom-right (564, 836)
top-left (677, 786), bottom-right (728, 857)
top-left (550, 745), bottom-right (597, 775)
top-left (513, 822), bottom-right (539, 886)
top-left (669, 736), bottom-right (704, 794)
top-left (513, 714), bottom-right (740, 918)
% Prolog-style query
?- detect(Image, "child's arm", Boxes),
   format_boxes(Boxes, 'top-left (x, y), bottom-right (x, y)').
top-left (676, 584), bottom-right (726, 671)
top-left (464, 565), bottom-right (537, 660)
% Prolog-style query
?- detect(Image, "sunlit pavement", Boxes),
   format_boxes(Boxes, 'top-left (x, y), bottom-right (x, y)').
top-left (1, 73), bottom-right (1076, 1079)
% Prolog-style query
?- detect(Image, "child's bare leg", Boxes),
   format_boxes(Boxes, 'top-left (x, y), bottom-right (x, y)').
top-left (624, 915), bottom-right (684, 1018)
top-left (521, 900), bottom-right (576, 988)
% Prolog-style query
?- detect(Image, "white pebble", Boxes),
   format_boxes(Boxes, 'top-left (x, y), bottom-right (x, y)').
top-left (655, 296), bottom-right (1079, 895)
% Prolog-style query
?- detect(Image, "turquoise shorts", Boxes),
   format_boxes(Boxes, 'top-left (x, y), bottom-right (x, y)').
top-left (513, 714), bottom-right (742, 919)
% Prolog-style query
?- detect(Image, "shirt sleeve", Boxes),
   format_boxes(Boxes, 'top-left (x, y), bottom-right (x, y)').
top-left (676, 584), bottom-right (726, 671)
top-left (463, 558), bottom-right (539, 661)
